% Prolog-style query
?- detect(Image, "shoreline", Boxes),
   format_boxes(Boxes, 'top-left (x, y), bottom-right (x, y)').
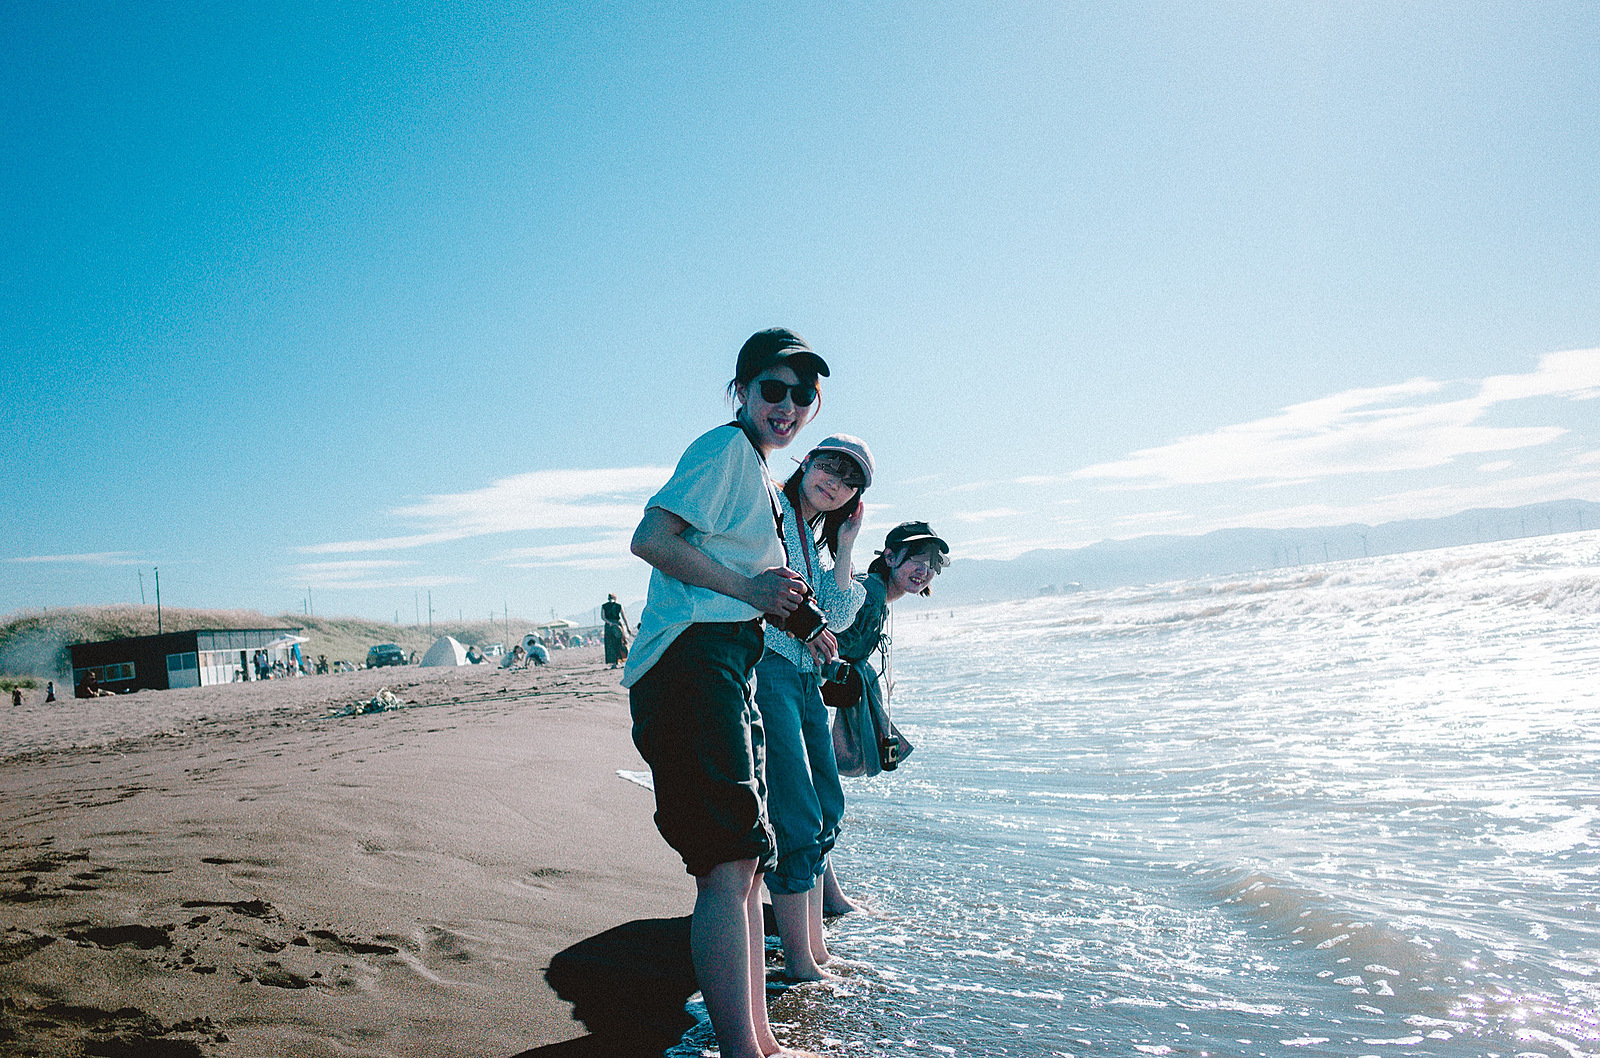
top-left (0, 655), bottom-right (696, 1057)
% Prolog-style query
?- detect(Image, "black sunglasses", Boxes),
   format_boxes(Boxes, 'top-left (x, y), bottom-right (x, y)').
top-left (756, 378), bottom-right (818, 407)
top-left (810, 454), bottom-right (866, 489)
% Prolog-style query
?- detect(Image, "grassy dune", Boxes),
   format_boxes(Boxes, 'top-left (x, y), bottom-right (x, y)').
top-left (0, 605), bottom-right (591, 679)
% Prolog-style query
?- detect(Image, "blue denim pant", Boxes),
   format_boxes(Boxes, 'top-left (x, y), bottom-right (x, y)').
top-left (754, 650), bottom-right (844, 894)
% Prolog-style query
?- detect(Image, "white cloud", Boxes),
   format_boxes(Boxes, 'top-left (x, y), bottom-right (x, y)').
top-left (1185, 463), bottom-right (1600, 534)
top-left (1477, 460), bottom-right (1513, 473)
top-left (954, 534), bottom-right (1074, 560)
top-left (498, 535), bottom-right (636, 571)
top-left (1073, 349), bottom-right (1598, 488)
top-left (5, 551), bottom-right (143, 565)
top-left (1112, 510), bottom-right (1192, 527)
top-left (303, 466), bottom-right (671, 554)
top-left (288, 559), bottom-right (471, 591)
top-left (1477, 347), bottom-right (1600, 403)
top-left (952, 507), bottom-right (1023, 523)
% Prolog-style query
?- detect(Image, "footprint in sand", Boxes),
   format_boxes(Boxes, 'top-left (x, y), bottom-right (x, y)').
top-left (0, 928), bottom-right (57, 965)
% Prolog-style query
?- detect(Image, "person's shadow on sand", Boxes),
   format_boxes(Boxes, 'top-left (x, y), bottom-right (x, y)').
top-left (510, 916), bottom-right (699, 1058)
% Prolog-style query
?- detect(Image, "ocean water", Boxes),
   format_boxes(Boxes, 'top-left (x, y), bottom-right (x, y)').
top-left (763, 532), bottom-right (1600, 1058)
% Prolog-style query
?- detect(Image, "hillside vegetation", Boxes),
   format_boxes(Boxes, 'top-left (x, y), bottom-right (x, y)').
top-left (0, 605), bottom-right (588, 679)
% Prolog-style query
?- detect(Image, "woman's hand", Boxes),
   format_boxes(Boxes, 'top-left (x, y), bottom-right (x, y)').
top-left (838, 503), bottom-right (864, 553)
top-left (746, 566), bottom-right (807, 617)
top-left (805, 628), bottom-right (839, 666)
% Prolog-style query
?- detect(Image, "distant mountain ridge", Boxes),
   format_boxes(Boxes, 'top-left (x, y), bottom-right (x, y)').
top-left (937, 499), bottom-right (1600, 605)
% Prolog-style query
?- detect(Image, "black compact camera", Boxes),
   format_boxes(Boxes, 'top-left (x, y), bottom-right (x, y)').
top-left (879, 735), bottom-right (900, 771)
top-left (766, 583), bottom-right (828, 644)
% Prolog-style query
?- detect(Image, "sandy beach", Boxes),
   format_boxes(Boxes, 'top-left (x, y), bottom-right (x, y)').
top-left (0, 652), bottom-right (706, 1057)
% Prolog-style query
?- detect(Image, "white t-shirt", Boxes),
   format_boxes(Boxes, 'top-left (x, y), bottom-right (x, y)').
top-left (621, 424), bottom-right (787, 688)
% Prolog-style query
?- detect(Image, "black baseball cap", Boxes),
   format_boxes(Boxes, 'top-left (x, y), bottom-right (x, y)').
top-left (736, 327), bottom-right (830, 382)
top-left (884, 521), bottom-right (949, 555)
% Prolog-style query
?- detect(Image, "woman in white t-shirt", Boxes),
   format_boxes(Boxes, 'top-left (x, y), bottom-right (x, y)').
top-left (624, 328), bottom-right (837, 1058)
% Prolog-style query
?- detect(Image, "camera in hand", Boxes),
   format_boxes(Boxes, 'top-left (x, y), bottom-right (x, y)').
top-left (818, 659), bottom-right (852, 684)
top-left (766, 582), bottom-right (828, 644)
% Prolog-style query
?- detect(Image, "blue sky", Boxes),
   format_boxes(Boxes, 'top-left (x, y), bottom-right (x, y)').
top-left (3, 1), bottom-right (1598, 623)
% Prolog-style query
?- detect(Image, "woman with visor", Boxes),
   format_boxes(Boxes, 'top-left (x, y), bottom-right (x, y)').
top-left (624, 328), bottom-right (834, 1058)
top-left (756, 435), bottom-right (872, 981)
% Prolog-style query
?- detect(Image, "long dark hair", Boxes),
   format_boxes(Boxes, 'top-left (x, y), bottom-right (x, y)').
top-left (782, 461), bottom-right (862, 562)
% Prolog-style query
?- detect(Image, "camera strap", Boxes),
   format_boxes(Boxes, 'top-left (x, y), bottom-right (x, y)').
top-left (729, 419), bottom-right (785, 546)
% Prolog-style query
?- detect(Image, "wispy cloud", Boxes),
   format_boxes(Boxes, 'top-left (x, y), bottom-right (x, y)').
top-left (497, 535), bottom-right (635, 571)
top-left (1074, 348), bottom-right (1600, 488)
top-left (952, 507), bottom-right (1023, 523)
top-left (303, 466), bottom-right (671, 555)
top-left (953, 534), bottom-right (1075, 560)
top-left (6, 551), bottom-right (143, 565)
top-left (289, 559), bottom-right (470, 591)
top-left (1184, 463), bottom-right (1600, 535)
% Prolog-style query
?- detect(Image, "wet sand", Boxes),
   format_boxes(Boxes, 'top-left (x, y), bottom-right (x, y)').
top-left (0, 654), bottom-right (697, 1057)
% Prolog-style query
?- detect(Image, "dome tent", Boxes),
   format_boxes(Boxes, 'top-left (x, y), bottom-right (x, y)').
top-left (420, 635), bottom-right (470, 667)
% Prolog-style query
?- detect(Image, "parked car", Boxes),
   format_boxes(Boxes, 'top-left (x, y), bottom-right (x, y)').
top-left (366, 644), bottom-right (407, 668)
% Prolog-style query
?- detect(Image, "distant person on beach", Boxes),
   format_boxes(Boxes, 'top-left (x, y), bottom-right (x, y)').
top-left (10, 688), bottom-right (20, 707)
top-left (45, 681), bottom-right (56, 703)
top-left (623, 328), bottom-right (830, 1058)
top-left (824, 520), bottom-right (949, 916)
top-left (602, 593), bottom-right (632, 668)
top-left (76, 670), bottom-right (115, 699)
top-left (757, 435), bottom-right (871, 981)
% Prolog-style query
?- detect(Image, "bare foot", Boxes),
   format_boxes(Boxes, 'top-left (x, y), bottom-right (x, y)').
top-left (777, 963), bottom-right (842, 984)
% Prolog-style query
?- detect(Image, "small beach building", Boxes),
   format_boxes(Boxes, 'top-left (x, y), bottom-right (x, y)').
top-left (68, 628), bottom-right (304, 694)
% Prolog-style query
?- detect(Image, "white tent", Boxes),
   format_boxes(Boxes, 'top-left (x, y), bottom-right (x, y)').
top-left (419, 635), bottom-right (470, 667)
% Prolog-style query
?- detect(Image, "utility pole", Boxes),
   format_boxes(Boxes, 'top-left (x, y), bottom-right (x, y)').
top-left (1359, 532), bottom-right (1369, 557)
top-left (154, 567), bottom-right (162, 635)
top-left (427, 590), bottom-right (433, 634)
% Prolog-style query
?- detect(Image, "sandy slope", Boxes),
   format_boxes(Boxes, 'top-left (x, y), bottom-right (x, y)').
top-left (0, 656), bottom-right (695, 1057)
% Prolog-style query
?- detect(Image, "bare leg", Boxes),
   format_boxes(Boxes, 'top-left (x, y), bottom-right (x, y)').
top-left (807, 883), bottom-right (832, 965)
top-left (771, 889), bottom-right (837, 981)
top-left (747, 878), bottom-right (782, 1055)
top-left (693, 860), bottom-right (766, 1058)
top-left (821, 860), bottom-right (857, 916)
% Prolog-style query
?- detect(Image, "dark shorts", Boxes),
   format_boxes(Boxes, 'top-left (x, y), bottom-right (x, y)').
top-left (629, 620), bottom-right (777, 877)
